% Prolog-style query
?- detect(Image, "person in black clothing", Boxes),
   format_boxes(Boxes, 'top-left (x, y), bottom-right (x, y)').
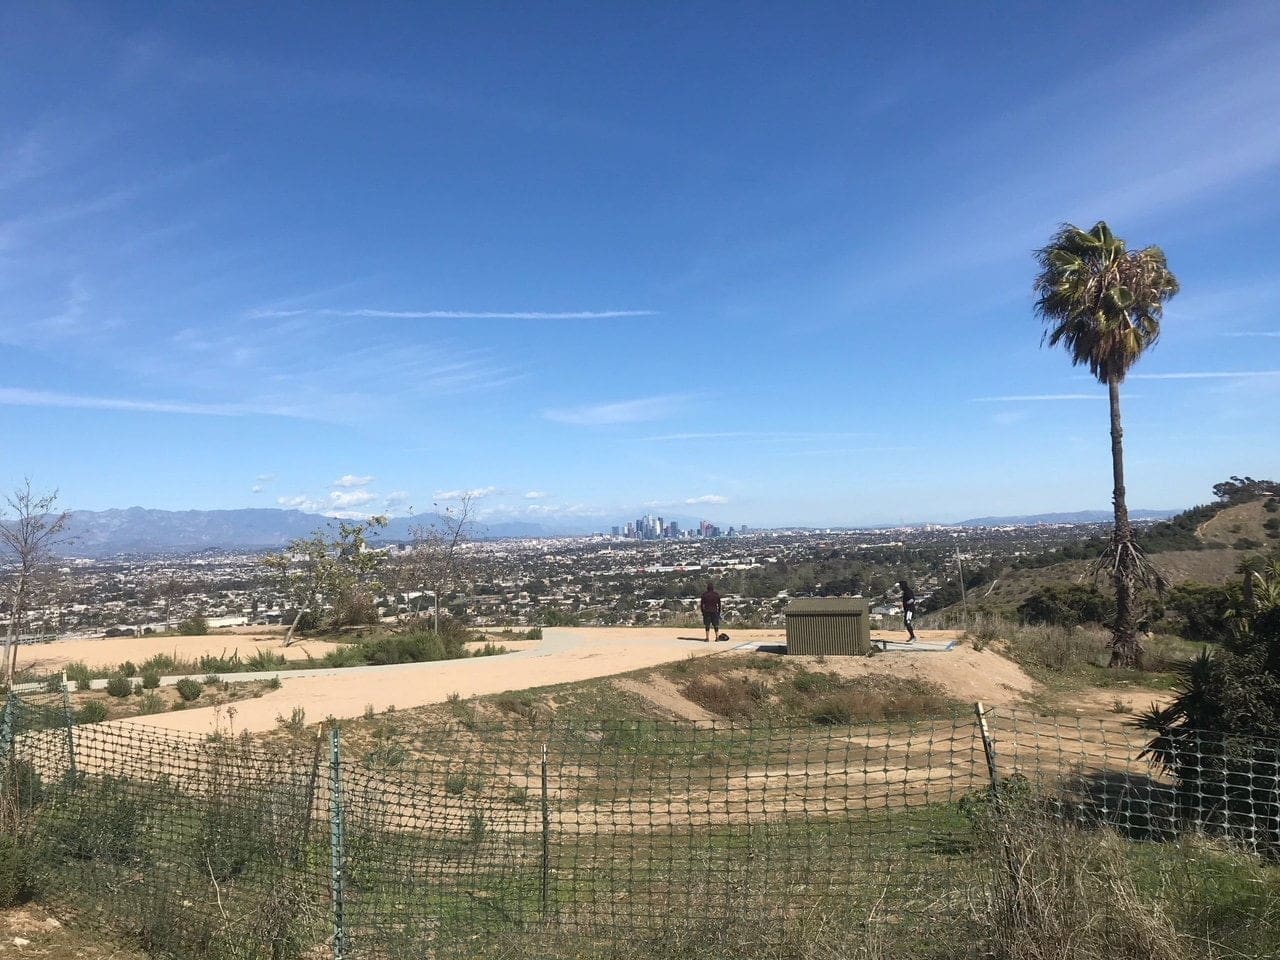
top-left (899, 580), bottom-right (917, 643)
top-left (700, 582), bottom-right (723, 642)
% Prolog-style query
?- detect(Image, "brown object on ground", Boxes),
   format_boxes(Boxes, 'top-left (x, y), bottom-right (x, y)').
top-left (612, 675), bottom-right (722, 722)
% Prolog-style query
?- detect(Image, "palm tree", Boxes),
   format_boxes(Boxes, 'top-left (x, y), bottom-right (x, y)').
top-left (1033, 221), bottom-right (1179, 668)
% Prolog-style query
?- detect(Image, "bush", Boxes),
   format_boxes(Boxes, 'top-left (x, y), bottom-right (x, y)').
top-left (357, 629), bottom-right (467, 666)
top-left (177, 614), bottom-right (209, 635)
top-left (120, 660), bottom-right (138, 677)
top-left (175, 678), bottom-right (203, 702)
top-left (77, 700), bottom-right (109, 724)
top-left (105, 675), bottom-right (133, 698)
top-left (141, 670), bottom-right (160, 689)
top-left (1017, 584), bottom-right (1115, 627)
top-left (0, 833), bottom-right (35, 907)
top-left (138, 692), bottom-right (166, 715)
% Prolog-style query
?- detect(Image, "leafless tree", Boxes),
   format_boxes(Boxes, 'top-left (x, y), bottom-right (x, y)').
top-left (404, 494), bottom-right (475, 632)
top-left (1, 480), bottom-right (72, 686)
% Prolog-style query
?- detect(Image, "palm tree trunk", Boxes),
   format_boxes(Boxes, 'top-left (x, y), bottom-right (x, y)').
top-left (1108, 376), bottom-right (1142, 669)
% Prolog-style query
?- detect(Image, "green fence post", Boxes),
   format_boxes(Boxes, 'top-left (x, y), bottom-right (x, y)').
top-left (61, 684), bottom-right (78, 787)
top-left (540, 742), bottom-right (550, 921)
top-left (328, 724), bottom-right (349, 960)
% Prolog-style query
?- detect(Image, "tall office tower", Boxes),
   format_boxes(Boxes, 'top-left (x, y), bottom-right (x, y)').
top-left (611, 526), bottom-right (620, 537)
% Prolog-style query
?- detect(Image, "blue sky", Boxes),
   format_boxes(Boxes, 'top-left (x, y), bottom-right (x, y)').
top-left (2, 2), bottom-right (1278, 529)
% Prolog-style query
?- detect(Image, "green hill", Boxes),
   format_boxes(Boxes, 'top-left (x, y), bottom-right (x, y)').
top-left (929, 480), bottom-right (1279, 622)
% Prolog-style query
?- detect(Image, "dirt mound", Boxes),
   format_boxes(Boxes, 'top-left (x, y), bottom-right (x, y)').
top-left (795, 641), bottom-right (1038, 707)
top-left (612, 675), bottom-right (721, 722)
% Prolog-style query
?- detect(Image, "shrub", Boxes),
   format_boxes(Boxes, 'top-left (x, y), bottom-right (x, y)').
top-left (320, 645), bottom-right (365, 668)
top-left (357, 629), bottom-right (466, 666)
top-left (120, 660), bottom-right (138, 677)
top-left (48, 779), bottom-right (144, 863)
top-left (683, 676), bottom-right (769, 719)
top-left (105, 675), bottom-right (133, 698)
top-left (64, 661), bottom-right (95, 688)
top-left (76, 700), bottom-right (109, 724)
top-left (175, 678), bottom-right (203, 702)
top-left (177, 614), bottom-right (209, 635)
top-left (202, 673), bottom-right (221, 686)
top-left (141, 670), bottom-right (160, 689)
top-left (138, 692), bottom-right (166, 715)
top-left (141, 653), bottom-right (177, 673)
top-left (245, 649), bottom-right (286, 671)
top-left (1017, 584), bottom-right (1115, 627)
top-left (0, 833), bottom-right (35, 907)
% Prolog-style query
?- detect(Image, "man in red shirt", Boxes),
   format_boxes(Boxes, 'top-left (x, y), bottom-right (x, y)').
top-left (700, 581), bottom-right (723, 642)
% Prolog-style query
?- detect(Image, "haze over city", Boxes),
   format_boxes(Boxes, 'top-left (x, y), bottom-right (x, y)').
top-left (3, 2), bottom-right (1278, 528)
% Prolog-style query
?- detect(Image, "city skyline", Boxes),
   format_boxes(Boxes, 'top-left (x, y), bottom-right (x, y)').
top-left (2, 3), bottom-right (1278, 528)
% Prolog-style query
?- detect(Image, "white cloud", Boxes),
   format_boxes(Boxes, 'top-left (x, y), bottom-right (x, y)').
top-left (255, 473), bottom-right (276, 483)
top-left (334, 474), bottom-right (375, 487)
top-left (524, 491), bottom-right (551, 500)
top-left (971, 394), bottom-right (1107, 402)
top-left (685, 494), bottom-right (729, 505)
top-left (250, 484), bottom-right (263, 494)
top-left (434, 486), bottom-right (499, 500)
top-left (328, 489), bottom-right (377, 508)
top-left (252, 308), bottom-right (657, 321)
top-left (1221, 331), bottom-right (1280, 338)
top-left (0, 387), bottom-right (306, 418)
top-left (544, 394), bottom-right (688, 426)
top-left (277, 494), bottom-right (320, 512)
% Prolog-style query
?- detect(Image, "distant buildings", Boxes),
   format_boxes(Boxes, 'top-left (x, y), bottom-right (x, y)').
top-left (615, 514), bottom-right (729, 541)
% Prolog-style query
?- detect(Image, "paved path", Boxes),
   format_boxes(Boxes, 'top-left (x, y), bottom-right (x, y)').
top-left (125, 627), bottom-right (786, 735)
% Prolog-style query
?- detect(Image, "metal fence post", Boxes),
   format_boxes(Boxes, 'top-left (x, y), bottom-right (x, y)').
top-left (61, 685), bottom-right (78, 787)
top-left (540, 742), bottom-right (551, 921)
top-left (328, 725), bottom-right (349, 960)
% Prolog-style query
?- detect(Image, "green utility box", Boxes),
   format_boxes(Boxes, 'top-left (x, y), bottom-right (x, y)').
top-left (784, 598), bottom-right (872, 656)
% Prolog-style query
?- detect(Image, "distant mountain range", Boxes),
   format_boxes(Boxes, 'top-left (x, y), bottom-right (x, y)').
top-left (50, 506), bottom-right (1183, 557)
top-left (59, 507), bottom-right (562, 557)
top-left (953, 509), bottom-right (1178, 527)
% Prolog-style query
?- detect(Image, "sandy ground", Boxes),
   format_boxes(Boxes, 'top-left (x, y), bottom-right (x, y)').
top-left (86, 625), bottom-right (1039, 737)
top-left (112, 627), bottom-right (788, 735)
top-left (19, 631), bottom-right (346, 672)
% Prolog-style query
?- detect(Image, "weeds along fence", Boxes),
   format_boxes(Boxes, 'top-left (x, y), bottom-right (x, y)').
top-left (3, 691), bottom-right (1280, 959)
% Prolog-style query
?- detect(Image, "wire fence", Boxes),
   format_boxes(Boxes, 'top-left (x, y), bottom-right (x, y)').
top-left (3, 689), bottom-right (1279, 959)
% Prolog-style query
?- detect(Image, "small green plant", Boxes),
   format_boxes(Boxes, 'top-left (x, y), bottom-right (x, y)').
top-left (266, 675), bottom-right (282, 690)
top-left (0, 833), bottom-right (36, 907)
top-left (137, 692), bottom-right (166, 715)
top-left (175, 678), bottom-right (203, 702)
top-left (444, 772), bottom-right (469, 795)
top-left (202, 673), bottom-right (221, 686)
top-left (105, 675), bottom-right (133, 698)
top-left (76, 700), bottom-right (109, 724)
top-left (364, 703), bottom-right (376, 720)
top-left (276, 706), bottom-right (306, 733)
top-left (467, 811), bottom-right (486, 843)
top-left (1110, 698), bottom-right (1133, 714)
top-left (141, 670), bottom-right (160, 689)
top-left (120, 660), bottom-right (138, 677)
top-left (506, 786), bottom-right (529, 806)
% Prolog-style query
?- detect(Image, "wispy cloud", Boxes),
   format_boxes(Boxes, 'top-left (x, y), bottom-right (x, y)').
top-left (971, 394), bottom-right (1107, 402)
top-left (686, 494), bottom-right (728, 505)
top-left (1220, 332), bottom-right (1280, 338)
top-left (434, 486), bottom-right (499, 500)
top-left (334, 474), bottom-right (375, 488)
top-left (1128, 370), bottom-right (1280, 380)
top-left (523, 491), bottom-right (551, 500)
top-left (545, 394), bottom-right (689, 426)
top-left (644, 430), bottom-right (874, 442)
top-left (250, 307), bottom-right (658, 321)
top-left (0, 387), bottom-right (309, 418)
top-left (255, 473), bottom-right (277, 483)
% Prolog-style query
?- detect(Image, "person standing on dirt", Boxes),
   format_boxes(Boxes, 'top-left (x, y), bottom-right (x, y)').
top-left (899, 580), bottom-right (918, 643)
top-left (700, 581), bottom-right (723, 643)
